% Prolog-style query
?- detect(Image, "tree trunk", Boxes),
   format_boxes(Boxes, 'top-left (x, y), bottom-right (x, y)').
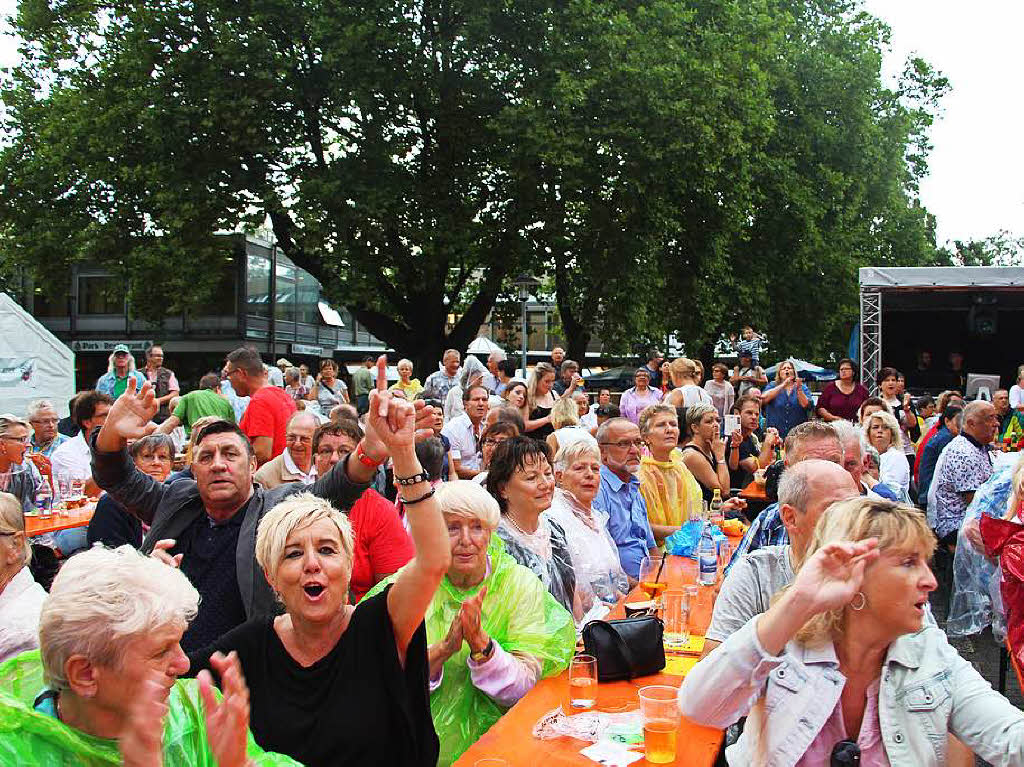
top-left (552, 250), bottom-right (591, 367)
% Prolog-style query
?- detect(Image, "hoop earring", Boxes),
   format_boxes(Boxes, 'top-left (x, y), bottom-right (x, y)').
top-left (850, 592), bottom-right (866, 611)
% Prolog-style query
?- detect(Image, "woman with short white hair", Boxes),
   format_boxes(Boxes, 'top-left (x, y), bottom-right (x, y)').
top-left (187, 385), bottom-right (450, 767)
top-left (367, 480), bottom-right (575, 766)
top-left (864, 409), bottom-right (910, 500)
top-left (0, 414), bottom-right (38, 513)
top-left (0, 544), bottom-right (293, 765)
top-left (548, 441), bottom-right (631, 605)
top-left (0, 492), bottom-right (45, 663)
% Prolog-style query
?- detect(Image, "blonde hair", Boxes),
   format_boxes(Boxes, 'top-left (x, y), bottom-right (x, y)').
top-left (0, 492), bottom-right (30, 564)
top-left (669, 358), bottom-right (698, 387)
top-left (863, 410), bottom-right (903, 450)
top-left (39, 545), bottom-right (199, 690)
top-left (553, 440), bottom-right (601, 473)
top-left (550, 396), bottom-right (580, 429)
top-left (255, 492), bottom-right (355, 577)
top-left (437, 480), bottom-right (501, 530)
top-left (685, 403), bottom-right (718, 437)
top-left (638, 403), bottom-right (678, 436)
top-left (789, 497), bottom-right (934, 644)
top-left (527, 362), bottom-right (557, 410)
top-left (773, 359), bottom-right (796, 384)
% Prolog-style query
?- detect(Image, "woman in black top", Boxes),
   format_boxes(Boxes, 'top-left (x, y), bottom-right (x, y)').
top-left (188, 371), bottom-right (448, 767)
top-left (87, 434), bottom-right (174, 548)
top-left (680, 403), bottom-right (732, 504)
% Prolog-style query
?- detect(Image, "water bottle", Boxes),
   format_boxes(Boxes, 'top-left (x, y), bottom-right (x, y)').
top-left (709, 488), bottom-right (724, 526)
top-left (36, 477), bottom-right (53, 517)
top-left (697, 523), bottom-right (717, 586)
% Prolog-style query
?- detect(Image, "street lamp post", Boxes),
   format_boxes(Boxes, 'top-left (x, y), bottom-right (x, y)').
top-left (511, 274), bottom-right (541, 379)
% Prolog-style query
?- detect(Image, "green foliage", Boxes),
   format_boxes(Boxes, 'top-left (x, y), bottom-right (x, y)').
top-left (0, 0), bottom-right (947, 371)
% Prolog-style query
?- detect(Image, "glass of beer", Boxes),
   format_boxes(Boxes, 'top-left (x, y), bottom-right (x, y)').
top-left (567, 654), bottom-right (598, 711)
top-left (639, 685), bottom-right (680, 764)
top-left (638, 555), bottom-right (667, 607)
top-left (662, 590), bottom-right (690, 650)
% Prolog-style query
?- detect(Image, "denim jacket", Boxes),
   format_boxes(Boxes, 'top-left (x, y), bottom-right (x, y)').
top-left (678, 617), bottom-right (1024, 766)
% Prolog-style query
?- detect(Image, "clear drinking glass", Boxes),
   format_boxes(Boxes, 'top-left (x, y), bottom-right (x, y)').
top-left (639, 685), bottom-right (680, 764)
top-left (567, 654), bottom-right (598, 711)
top-left (718, 540), bottom-right (732, 571)
top-left (663, 590), bottom-right (690, 649)
top-left (638, 555), bottom-right (667, 607)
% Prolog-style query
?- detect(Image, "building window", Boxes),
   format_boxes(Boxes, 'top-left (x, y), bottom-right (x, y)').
top-left (246, 254), bottom-right (271, 318)
top-left (275, 255), bottom-right (297, 323)
top-left (78, 275), bottom-right (124, 315)
top-left (191, 256), bottom-right (238, 316)
top-left (33, 284), bottom-right (71, 317)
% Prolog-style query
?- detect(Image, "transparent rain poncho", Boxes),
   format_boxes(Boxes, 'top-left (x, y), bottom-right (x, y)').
top-left (947, 460), bottom-right (1018, 639)
top-left (367, 534), bottom-right (576, 766)
top-left (0, 650), bottom-right (300, 766)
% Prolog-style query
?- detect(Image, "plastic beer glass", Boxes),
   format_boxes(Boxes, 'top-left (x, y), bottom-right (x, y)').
top-left (639, 685), bottom-right (680, 764)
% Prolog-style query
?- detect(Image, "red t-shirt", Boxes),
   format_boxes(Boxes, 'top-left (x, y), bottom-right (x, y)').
top-left (239, 385), bottom-right (296, 459)
top-left (348, 489), bottom-right (415, 602)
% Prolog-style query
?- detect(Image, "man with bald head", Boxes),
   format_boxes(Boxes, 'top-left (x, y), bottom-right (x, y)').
top-left (703, 459), bottom-right (858, 657)
top-left (253, 410), bottom-right (319, 488)
top-left (728, 421), bottom-right (844, 563)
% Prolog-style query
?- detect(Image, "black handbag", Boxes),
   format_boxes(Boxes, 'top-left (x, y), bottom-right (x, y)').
top-left (581, 616), bottom-right (666, 682)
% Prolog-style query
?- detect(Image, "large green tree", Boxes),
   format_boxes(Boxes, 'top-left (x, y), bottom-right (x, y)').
top-left (1, 0), bottom-right (945, 372)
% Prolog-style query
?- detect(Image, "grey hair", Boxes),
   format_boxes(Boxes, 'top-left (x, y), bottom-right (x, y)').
top-left (129, 433), bottom-right (176, 461)
top-left (777, 459), bottom-right (843, 515)
top-left (26, 399), bottom-right (57, 420)
top-left (596, 417), bottom-right (634, 445)
top-left (39, 545), bottom-right (199, 691)
top-left (0, 413), bottom-right (30, 439)
top-left (963, 400), bottom-right (993, 425)
top-left (437, 480), bottom-right (500, 530)
top-left (553, 440), bottom-right (601, 472)
top-left (685, 403), bottom-right (718, 436)
top-left (784, 421), bottom-right (842, 462)
top-left (285, 366), bottom-right (301, 383)
top-left (0, 492), bottom-right (30, 564)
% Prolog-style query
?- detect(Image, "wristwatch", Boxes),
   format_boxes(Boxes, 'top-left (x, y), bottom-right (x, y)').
top-left (470, 638), bottom-right (495, 663)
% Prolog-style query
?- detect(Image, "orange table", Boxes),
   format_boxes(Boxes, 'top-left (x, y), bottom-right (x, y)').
top-left (738, 479), bottom-right (766, 501)
top-left (25, 502), bottom-right (96, 536)
top-left (454, 545), bottom-right (740, 767)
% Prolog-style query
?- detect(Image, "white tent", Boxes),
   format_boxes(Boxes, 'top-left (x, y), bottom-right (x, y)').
top-left (0, 293), bottom-right (76, 417)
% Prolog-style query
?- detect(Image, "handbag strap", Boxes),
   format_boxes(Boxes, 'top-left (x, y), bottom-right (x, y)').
top-left (591, 620), bottom-right (640, 679)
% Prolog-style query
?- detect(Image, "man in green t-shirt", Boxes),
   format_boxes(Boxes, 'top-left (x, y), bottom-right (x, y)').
top-left (351, 355), bottom-right (376, 414)
top-left (155, 373), bottom-right (236, 435)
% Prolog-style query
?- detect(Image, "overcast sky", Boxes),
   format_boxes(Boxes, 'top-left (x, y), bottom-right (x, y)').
top-left (2, 0), bottom-right (1021, 249)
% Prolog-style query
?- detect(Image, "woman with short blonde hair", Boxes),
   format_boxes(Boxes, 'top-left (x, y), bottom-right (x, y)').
top-left (546, 396), bottom-right (597, 457)
top-left (637, 405), bottom-right (705, 543)
top-left (185, 387), bottom-right (449, 767)
top-left (681, 497), bottom-right (1024, 764)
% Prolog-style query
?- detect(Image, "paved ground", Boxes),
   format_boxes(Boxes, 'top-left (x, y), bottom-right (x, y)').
top-left (930, 553), bottom-right (1021, 766)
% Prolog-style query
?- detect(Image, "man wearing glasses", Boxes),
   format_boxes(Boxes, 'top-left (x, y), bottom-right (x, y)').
top-left (253, 411), bottom-right (318, 488)
top-left (26, 400), bottom-right (67, 458)
top-left (592, 417), bottom-right (659, 580)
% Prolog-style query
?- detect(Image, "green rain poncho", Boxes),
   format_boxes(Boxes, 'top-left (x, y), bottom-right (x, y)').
top-left (367, 534), bottom-right (576, 766)
top-left (0, 650), bottom-right (300, 767)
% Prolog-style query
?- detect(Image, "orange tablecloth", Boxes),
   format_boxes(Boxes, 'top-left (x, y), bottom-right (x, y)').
top-left (25, 502), bottom-right (96, 536)
top-left (454, 542), bottom-right (741, 767)
top-left (739, 479), bottom-right (766, 501)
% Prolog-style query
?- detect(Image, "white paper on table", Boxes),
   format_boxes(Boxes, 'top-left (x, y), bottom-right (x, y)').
top-left (580, 741), bottom-right (644, 766)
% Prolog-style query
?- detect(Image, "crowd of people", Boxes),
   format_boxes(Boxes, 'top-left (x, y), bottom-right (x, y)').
top-left (1, 337), bottom-right (1024, 765)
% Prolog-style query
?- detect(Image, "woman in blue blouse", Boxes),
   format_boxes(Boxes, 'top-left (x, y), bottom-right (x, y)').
top-left (760, 360), bottom-right (811, 438)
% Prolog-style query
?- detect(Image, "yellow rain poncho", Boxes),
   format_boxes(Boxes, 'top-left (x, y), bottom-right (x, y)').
top-left (0, 650), bottom-right (300, 767)
top-left (638, 450), bottom-right (703, 540)
top-left (368, 535), bottom-right (575, 766)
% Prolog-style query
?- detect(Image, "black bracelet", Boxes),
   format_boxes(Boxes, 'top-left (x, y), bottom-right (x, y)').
top-left (401, 487), bottom-right (435, 506)
top-left (395, 470), bottom-right (430, 486)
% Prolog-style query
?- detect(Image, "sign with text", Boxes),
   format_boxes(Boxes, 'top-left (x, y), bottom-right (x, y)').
top-left (291, 343), bottom-right (325, 356)
top-left (70, 340), bottom-right (153, 353)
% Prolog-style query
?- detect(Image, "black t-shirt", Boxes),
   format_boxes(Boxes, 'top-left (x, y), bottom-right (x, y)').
top-left (681, 444), bottom-right (719, 503)
top-left (727, 430), bottom-right (764, 490)
top-left (86, 495), bottom-right (143, 549)
top-left (188, 587), bottom-right (438, 767)
top-left (527, 406), bottom-right (554, 439)
top-left (174, 504), bottom-right (248, 652)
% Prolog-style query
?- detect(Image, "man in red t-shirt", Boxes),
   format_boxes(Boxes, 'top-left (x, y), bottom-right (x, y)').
top-left (225, 347), bottom-right (297, 465)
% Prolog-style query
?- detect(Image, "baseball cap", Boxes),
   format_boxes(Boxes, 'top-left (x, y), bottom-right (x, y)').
top-left (113, 343), bottom-right (131, 355)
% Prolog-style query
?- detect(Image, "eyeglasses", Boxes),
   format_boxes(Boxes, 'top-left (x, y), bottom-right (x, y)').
top-left (599, 439), bottom-right (644, 450)
top-left (286, 435), bottom-right (313, 444)
top-left (0, 436), bottom-right (30, 447)
top-left (830, 739), bottom-right (860, 765)
top-left (29, 417), bottom-right (58, 425)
